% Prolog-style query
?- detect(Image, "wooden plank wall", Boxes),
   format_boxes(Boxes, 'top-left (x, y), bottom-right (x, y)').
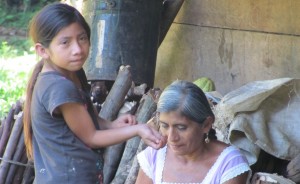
top-left (154, 0), bottom-right (300, 95)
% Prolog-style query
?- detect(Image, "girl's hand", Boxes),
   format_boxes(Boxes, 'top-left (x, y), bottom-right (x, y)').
top-left (138, 124), bottom-right (167, 149)
top-left (110, 114), bottom-right (137, 129)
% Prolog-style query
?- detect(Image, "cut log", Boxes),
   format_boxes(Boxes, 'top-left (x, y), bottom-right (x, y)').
top-left (0, 106), bottom-right (15, 157)
top-left (5, 131), bottom-right (25, 184)
top-left (0, 100), bottom-right (22, 149)
top-left (124, 89), bottom-right (162, 184)
top-left (99, 65), bottom-right (132, 121)
top-left (126, 82), bottom-right (148, 102)
top-left (0, 119), bottom-right (3, 140)
top-left (286, 154), bottom-right (300, 183)
top-left (13, 100), bottom-right (23, 118)
top-left (21, 160), bottom-right (34, 184)
top-left (124, 139), bottom-right (147, 184)
top-left (0, 112), bottom-right (23, 183)
top-left (111, 90), bottom-right (160, 184)
top-left (100, 65), bottom-right (133, 184)
top-left (103, 101), bottom-right (138, 184)
top-left (12, 150), bottom-right (28, 184)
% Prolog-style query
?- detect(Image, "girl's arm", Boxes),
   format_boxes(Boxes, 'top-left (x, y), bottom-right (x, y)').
top-left (135, 169), bottom-right (153, 184)
top-left (90, 99), bottom-right (137, 130)
top-left (60, 102), bottom-right (165, 149)
top-left (97, 114), bottom-right (138, 130)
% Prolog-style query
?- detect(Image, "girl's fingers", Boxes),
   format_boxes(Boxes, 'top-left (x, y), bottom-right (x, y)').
top-left (144, 127), bottom-right (167, 149)
top-left (117, 114), bottom-right (137, 125)
top-left (144, 139), bottom-right (161, 150)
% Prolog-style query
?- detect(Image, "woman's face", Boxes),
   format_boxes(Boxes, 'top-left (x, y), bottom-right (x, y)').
top-left (44, 22), bottom-right (90, 73)
top-left (159, 111), bottom-right (205, 155)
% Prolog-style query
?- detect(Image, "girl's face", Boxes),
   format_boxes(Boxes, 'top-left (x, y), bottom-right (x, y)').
top-left (44, 22), bottom-right (90, 73)
top-left (159, 111), bottom-right (206, 155)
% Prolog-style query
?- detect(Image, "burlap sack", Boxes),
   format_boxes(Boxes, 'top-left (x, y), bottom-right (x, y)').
top-left (214, 78), bottom-right (300, 165)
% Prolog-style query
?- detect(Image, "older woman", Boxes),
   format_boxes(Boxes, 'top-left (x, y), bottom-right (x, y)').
top-left (136, 80), bottom-right (251, 184)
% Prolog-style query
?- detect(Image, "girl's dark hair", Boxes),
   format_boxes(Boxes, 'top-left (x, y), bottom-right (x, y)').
top-left (23, 3), bottom-right (91, 160)
top-left (157, 80), bottom-right (216, 139)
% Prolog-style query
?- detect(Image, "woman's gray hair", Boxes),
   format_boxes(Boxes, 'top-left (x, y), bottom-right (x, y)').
top-left (157, 80), bottom-right (214, 125)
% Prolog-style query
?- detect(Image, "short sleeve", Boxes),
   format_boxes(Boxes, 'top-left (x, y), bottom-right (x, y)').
top-left (137, 147), bottom-right (158, 181)
top-left (220, 147), bottom-right (251, 183)
top-left (41, 77), bottom-right (85, 116)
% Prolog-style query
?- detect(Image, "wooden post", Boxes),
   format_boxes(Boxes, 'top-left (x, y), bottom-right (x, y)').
top-left (5, 131), bottom-right (25, 184)
top-left (0, 106), bottom-right (15, 157)
top-left (111, 90), bottom-right (160, 184)
top-left (12, 151), bottom-right (28, 184)
top-left (0, 112), bottom-right (23, 183)
top-left (103, 102), bottom-right (138, 184)
top-left (99, 65), bottom-right (132, 121)
top-left (0, 101), bottom-right (22, 157)
top-left (124, 88), bottom-right (162, 184)
top-left (100, 65), bottom-right (133, 184)
top-left (21, 160), bottom-right (34, 184)
top-left (124, 139), bottom-right (147, 184)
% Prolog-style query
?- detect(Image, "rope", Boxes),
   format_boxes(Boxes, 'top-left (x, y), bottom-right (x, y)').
top-left (0, 157), bottom-right (33, 167)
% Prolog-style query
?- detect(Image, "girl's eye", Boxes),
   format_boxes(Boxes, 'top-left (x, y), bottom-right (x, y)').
top-left (60, 40), bottom-right (69, 45)
top-left (81, 35), bottom-right (87, 40)
top-left (79, 35), bottom-right (88, 42)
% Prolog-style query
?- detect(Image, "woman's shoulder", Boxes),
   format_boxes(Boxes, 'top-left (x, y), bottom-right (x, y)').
top-left (210, 140), bottom-right (229, 155)
top-left (212, 142), bottom-right (250, 172)
top-left (139, 145), bottom-right (167, 158)
top-left (209, 141), bottom-right (249, 167)
top-left (213, 141), bottom-right (246, 158)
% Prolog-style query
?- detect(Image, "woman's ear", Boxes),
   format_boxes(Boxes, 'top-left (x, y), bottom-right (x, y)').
top-left (35, 43), bottom-right (49, 60)
top-left (203, 116), bottom-right (214, 132)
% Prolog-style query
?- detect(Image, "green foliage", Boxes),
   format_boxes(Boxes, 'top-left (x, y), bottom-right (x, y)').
top-left (0, 0), bottom-right (60, 58)
top-left (0, 3), bottom-right (32, 29)
top-left (0, 40), bottom-right (34, 58)
top-left (0, 0), bottom-right (58, 120)
top-left (0, 0), bottom-right (58, 28)
top-left (0, 55), bottom-right (36, 120)
top-left (0, 1), bottom-right (39, 58)
top-left (0, 66), bottom-right (28, 120)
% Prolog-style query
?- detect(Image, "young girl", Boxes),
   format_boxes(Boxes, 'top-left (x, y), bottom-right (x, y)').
top-left (23, 3), bottom-right (165, 183)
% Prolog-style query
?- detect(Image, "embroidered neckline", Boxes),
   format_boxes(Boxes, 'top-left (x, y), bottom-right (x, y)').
top-left (157, 145), bottom-right (235, 184)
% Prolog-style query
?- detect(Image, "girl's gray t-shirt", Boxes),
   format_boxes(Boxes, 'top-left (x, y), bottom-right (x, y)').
top-left (31, 71), bottom-right (103, 184)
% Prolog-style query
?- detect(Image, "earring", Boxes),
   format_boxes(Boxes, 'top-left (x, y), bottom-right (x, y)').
top-left (205, 133), bottom-right (210, 144)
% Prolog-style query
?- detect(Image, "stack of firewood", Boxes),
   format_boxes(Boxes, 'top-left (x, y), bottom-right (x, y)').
top-left (0, 100), bottom-right (34, 184)
top-left (0, 65), bottom-right (162, 184)
top-left (97, 65), bottom-right (162, 184)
